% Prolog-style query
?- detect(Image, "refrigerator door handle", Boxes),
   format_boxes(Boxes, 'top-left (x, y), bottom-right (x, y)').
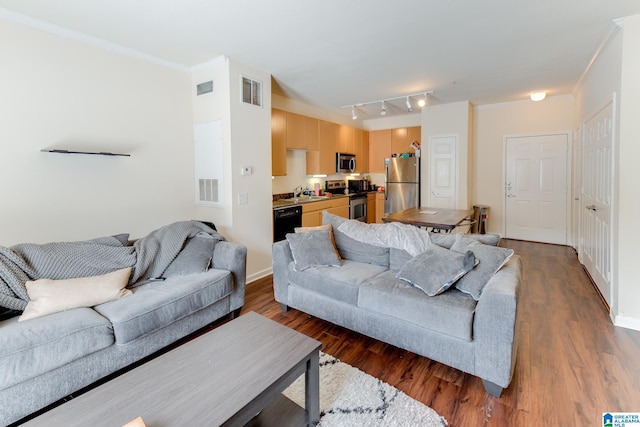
top-left (384, 162), bottom-right (388, 200)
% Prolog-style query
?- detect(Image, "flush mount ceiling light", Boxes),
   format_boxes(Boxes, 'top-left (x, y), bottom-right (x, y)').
top-left (530, 91), bottom-right (546, 102)
top-left (341, 90), bottom-right (433, 117)
top-left (405, 96), bottom-right (414, 112)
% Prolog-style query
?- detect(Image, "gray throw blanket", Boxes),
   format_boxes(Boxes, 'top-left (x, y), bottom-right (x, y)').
top-left (0, 221), bottom-right (224, 311)
top-left (337, 220), bottom-right (432, 257)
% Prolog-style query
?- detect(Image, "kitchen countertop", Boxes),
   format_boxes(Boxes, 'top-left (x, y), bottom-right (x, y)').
top-left (272, 192), bottom-right (380, 209)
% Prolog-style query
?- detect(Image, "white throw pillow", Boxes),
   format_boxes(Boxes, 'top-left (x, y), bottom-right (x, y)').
top-left (19, 267), bottom-right (133, 321)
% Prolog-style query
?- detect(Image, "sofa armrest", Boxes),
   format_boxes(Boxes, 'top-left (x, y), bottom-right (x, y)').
top-left (272, 240), bottom-right (294, 305)
top-left (473, 255), bottom-right (522, 389)
top-left (212, 241), bottom-right (247, 311)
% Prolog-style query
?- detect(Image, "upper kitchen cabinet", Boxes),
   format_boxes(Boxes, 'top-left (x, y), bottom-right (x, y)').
top-left (391, 126), bottom-right (421, 155)
top-left (271, 108), bottom-right (287, 176)
top-left (338, 125), bottom-right (354, 154)
top-left (369, 129), bottom-right (391, 173)
top-left (353, 128), bottom-right (369, 174)
top-left (306, 120), bottom-right (338, 175)
top-left (285, 112), bottom-right (319, 151)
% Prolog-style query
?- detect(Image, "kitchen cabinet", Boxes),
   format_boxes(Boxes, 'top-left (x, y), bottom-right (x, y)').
top-left (391, 126), bottom-right (421, 155)
top-left (271, 109), bottom-right (287, 176)
top-left (338, 125), bottom-right (354, 154)
top-left (285, 112), bottom-right (319, 151)
top-left (306, 120), bottom-right (338, 175)
top-left (301, 197), bottom-right (348, 227)
top-left (375, 192), bottom-right (385, 223)
top-left (366, 193), bottom-right (376, 223)
top-left (359, 130), bottom-right (369, 174)
top-left (368, 129), bottom-right (391, 174)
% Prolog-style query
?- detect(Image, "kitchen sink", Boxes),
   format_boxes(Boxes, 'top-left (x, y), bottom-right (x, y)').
top-left (282, 195), bottom-right (330, 203)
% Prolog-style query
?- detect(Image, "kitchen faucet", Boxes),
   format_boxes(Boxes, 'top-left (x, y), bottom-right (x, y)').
top-left (293, 185), bottom-right (303, 198)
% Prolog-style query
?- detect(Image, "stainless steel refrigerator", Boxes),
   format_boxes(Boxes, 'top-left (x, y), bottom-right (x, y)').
top-left (385, 157), bottom-right (420, 215)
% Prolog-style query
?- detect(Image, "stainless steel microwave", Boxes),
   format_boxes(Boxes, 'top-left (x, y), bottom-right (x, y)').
top-left (336, 152), bottom-right (356, 173)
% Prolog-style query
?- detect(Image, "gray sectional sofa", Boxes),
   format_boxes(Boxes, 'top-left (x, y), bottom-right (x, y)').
top-left (0, 221), bottom-right (247, 426)
top-left (272, 212), bottom-right (522, 397)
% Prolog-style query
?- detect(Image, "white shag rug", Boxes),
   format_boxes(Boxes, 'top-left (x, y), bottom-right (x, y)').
top-left (283, 352), bottom-right (447, 427)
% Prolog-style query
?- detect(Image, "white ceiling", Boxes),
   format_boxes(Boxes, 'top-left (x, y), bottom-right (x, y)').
top-left (2, 0), bottom-right (640, 119)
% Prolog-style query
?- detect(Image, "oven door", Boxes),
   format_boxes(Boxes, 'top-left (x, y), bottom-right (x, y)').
top-left (349, 195), bottom-right (367, 222)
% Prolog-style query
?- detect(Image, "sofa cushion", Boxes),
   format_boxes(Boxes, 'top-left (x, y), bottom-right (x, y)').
top-left (288, 259), bottom-right (388, 306)
top-left (162, 232), bottom-right (215, 277)
top-left (396, 246), bottom-right (476, 296)
top-left (19, 267), bottom-right (133, 322)
top-left (286, 229), bottom-right (341, 271)
top-left (0, 308), bottom-right (114, 390)
top-left (295, 224), bottom-right (341, 259)
top-left (358, 270), bottom-right (477, 341)
top-left (450, 234), bottom-right (514, 300)
top-left (322, 211), bottom-right (390, 267)
top-left (94, 269), bottom-right (232, 345)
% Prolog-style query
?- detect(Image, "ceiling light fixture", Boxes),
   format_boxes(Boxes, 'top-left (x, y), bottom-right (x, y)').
top-left (341, 90), bottom-right (433, 117)
top-left (530, 91), bottom-right (546, 102)
top-left (405, 96), bottom-right (414, 112)
top-left (417, 93), bottom-right (427, 108)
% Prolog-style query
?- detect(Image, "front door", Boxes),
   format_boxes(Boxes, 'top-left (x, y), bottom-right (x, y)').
top-left (580, 101), bottom-right (613, 306)
top-left (505, 134), bottom-right (568, 244)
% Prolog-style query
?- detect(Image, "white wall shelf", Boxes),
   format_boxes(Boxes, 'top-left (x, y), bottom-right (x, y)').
top-left (41, 149), bottom-right (130, 157)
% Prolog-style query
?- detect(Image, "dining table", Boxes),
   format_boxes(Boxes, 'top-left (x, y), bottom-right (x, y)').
top-left (382, 207), bottom-right (474, 232)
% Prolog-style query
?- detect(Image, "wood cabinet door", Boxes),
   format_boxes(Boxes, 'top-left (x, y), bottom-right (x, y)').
top-left (338, 125), bottom-right (354, 154)
top-left (360, 131), bottom-right (369, 174)
top-left (375, 192), bottom-right (385, 223)
top-left (319, 120), bottom-right (338, 174)
top-left (369, 130), bottom-right (391, 173)
top-left (286, 112), bottom-right (305, 149)
top-left (407, 126), bottom-right (421, 151)
top-left (391, 127), bottom-right (409, 156)
top-left (366, 193), bottom-right (376, 223)
top-left (303, 116), bottom-right (319, 151)
top-left (271, 109), bottom-right (287, 176)
top-left (301, 211), bottom-right (322, 227)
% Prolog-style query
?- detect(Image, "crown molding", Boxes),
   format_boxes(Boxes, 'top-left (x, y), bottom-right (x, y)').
top-left (191, 55), bottom-right (228, 72)
top-left (0, 7), bottom-right (192, 72)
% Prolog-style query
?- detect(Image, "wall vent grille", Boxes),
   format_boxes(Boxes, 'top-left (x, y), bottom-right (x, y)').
top-left (198, 178), bottom-right (219, 203)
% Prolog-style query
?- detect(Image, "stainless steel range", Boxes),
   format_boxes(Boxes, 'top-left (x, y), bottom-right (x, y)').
top-left (326, 180), bottom-right (367, 222)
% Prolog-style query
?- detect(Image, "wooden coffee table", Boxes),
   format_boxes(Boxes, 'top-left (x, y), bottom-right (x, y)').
top-left (22, 312), bottom-right (321, 427)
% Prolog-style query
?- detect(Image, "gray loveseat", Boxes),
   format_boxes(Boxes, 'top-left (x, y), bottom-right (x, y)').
top-left (0, 221), bottom-right (246, 426)
top-left (272, 212), bottom-right (522, 397)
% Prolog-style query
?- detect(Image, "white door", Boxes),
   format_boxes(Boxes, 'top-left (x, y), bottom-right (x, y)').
top-left (581, 102), bottom-right (613, 306)
top-left (505, 134), bottom-right (568, 244)
top-left (428, 136), bottom-right (457, 209)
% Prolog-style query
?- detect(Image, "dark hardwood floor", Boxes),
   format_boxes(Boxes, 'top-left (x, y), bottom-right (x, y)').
top-left (240, 239), bottom-right (640, 426)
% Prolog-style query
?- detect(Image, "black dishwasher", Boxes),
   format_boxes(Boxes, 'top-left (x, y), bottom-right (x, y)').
top-left (273, 205), bottom-right (302, 242)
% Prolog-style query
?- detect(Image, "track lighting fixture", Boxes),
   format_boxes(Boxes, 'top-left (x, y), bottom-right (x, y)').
top-left (341, 90), bottom-right (433, 118)
top-left (405, 96), bottom-right (413, 112)
top-left (530, 91), bottom-right (546, 102)
top-left (418, 93), bottom-right (427, 108)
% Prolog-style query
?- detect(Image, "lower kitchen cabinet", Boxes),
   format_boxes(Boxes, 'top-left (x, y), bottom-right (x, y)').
top-left (301, 197), bottom-right (348, 227)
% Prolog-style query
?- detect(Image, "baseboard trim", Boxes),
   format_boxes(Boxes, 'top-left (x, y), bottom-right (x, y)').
top-left (247, 267), bottom-right (272, 284)
top-left (614, 314), bottom-right (640, 331)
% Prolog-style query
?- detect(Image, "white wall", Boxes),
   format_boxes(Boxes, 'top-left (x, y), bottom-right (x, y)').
top-left (617, 14), bottom-right (640, 327)
top-left (0, 19), bottom-right (195, 244)
top-left (473, 95), bottom-right (575, 233)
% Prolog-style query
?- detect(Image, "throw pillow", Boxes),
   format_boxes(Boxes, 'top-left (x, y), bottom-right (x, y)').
top-left (396, 245), bottom-right (476, 296)
top-left (19, 267), bottom-right (133, 322)
top-left (163, 232), bottom-right (215, 277)
top-left (322, 211), bottom-right (390, 266)
top-left (286, 229), bottom-right (341, 271)
top-left (294, 224), bottom-right (340, 259)
top-left (449, 234), bottom-right (514, 300)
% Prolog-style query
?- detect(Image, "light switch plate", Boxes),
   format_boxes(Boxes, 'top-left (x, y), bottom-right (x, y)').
top-left (238, 193), bottom-right (248, 205)
top-left (240, 166), bottom-right (252, 176)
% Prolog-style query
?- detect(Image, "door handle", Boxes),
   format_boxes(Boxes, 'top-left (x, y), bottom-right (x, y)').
top-left (586, 204), bottom-right (597, 211)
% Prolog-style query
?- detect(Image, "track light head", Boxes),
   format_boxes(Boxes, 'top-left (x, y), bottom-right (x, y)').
top-left (405, 96), bottom-right (414, 112)
top-left (417, 93), bottom-right (427, 108)
top-left (380, 101), bottom-right (386, 116)
top-left (351, 107), bottom-right (358, 120)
